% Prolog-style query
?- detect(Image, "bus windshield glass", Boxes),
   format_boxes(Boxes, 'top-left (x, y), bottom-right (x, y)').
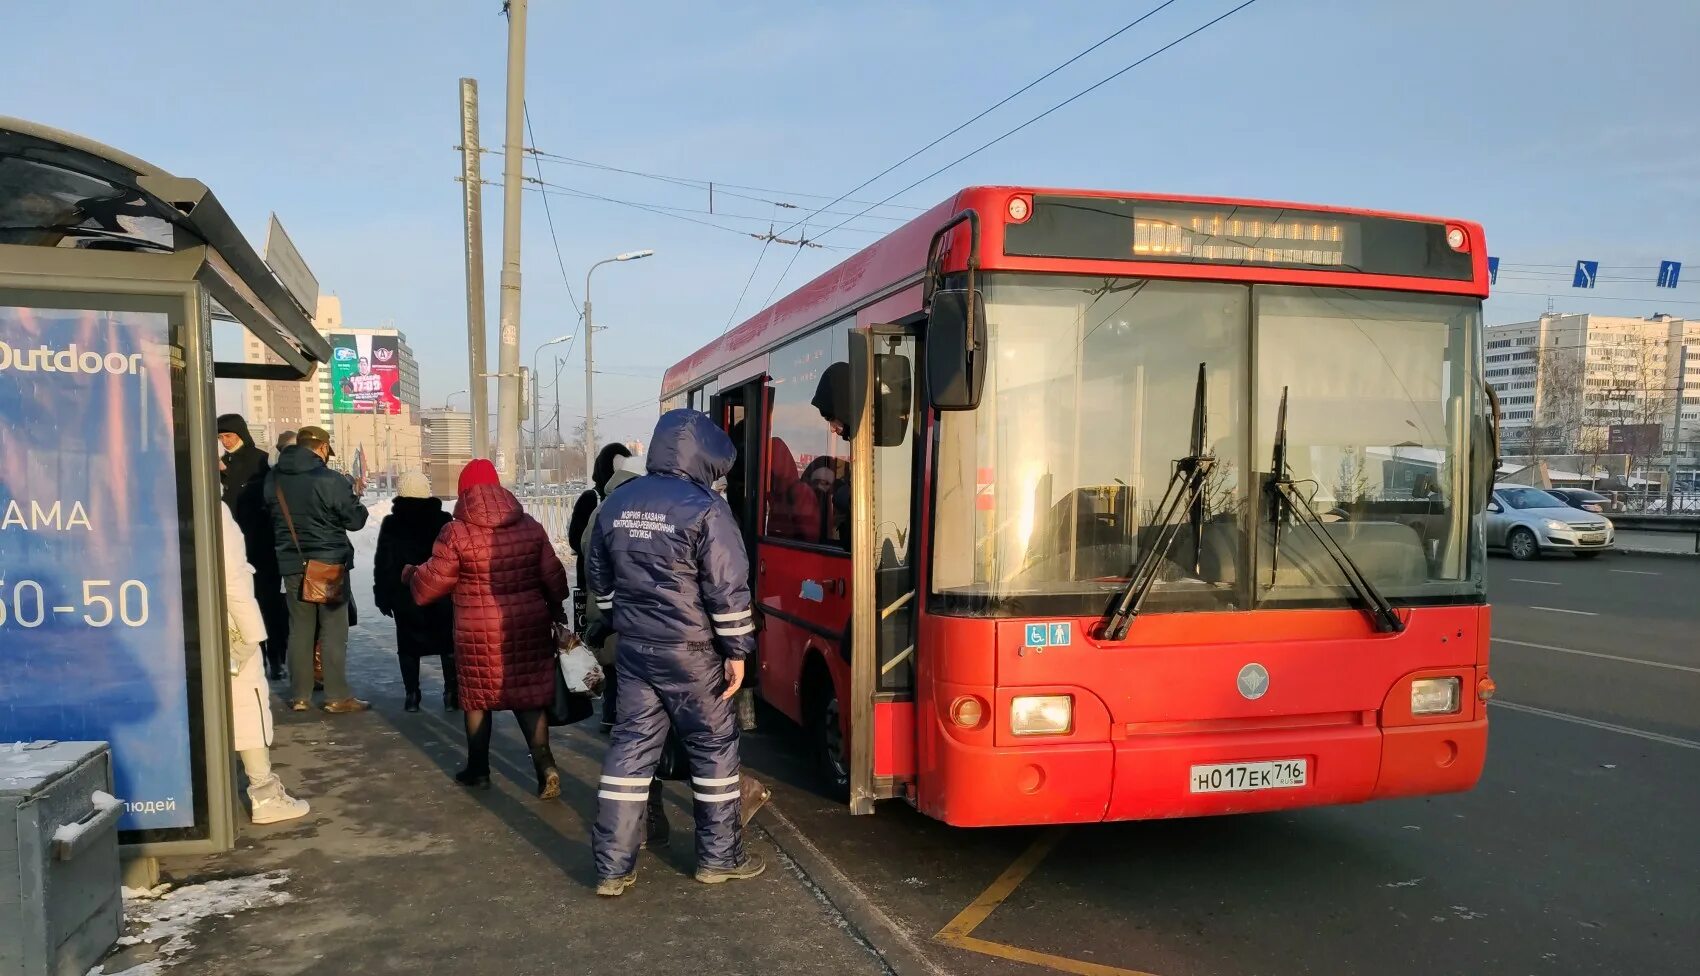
top-left (931, 274), bottom-right (1485, 616)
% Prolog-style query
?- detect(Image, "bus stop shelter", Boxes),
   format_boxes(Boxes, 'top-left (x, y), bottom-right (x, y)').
top-left (0, 116), bottom-right (329, 860)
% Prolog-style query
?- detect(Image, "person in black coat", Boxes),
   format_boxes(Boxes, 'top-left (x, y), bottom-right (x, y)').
top-left (218, 413), bottom-right (290, 679)
top-left (373, 471), bottom-right (458, 712)
top-left (567, 442), bottom-right (633, 631)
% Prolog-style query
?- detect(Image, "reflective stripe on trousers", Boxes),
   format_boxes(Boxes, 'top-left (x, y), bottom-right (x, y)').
top-left (591, 638), bottom-right (743, 878)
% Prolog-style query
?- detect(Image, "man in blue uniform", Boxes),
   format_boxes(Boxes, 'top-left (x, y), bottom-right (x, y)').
top-left (588, 409), bottom-right (763, 896)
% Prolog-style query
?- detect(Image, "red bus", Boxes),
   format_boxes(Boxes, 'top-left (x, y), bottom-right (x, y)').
top-left (662, 187), bottom-right (1499, 826)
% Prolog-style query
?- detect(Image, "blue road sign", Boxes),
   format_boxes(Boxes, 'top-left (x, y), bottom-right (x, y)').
top-left (1047, 622), bottom-right (1073, 647)
top-left (1025, 623), bottom-right (1049, 648)
top-left (1487, 256), bottom-right (1499, 285)
top-left (1572, 260), bottom-right (1599, 288)
top-left (1658, 261), bottom-right (1682, 288)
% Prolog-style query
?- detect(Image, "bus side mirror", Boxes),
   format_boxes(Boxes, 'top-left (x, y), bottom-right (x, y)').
top-left (926, 288), bottom-right (986, 411)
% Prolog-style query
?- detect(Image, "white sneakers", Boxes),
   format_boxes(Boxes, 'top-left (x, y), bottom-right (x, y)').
top-left (247, 774), bottom-right (311, 825)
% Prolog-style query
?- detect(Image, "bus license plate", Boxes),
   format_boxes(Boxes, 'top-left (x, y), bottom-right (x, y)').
top-left (1190, 759), bottom-right (1307, 793)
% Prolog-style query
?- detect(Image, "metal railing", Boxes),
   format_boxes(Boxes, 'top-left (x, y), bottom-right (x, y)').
top-left (1605, 512), bottom-right (1700, 554)
top-left (1596, 490), bottom-right (1700, 514)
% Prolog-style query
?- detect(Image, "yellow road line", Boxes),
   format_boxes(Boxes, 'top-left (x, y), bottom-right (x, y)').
top-left (941, 935), bottom-right (1161, 976)
top-left (935, 828), bottom-right (1065, 941)
top-left (934, 827), bottom-right (1162, 976)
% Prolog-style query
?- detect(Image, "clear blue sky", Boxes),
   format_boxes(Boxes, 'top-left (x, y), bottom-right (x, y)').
top-left (7, 0), bottom-right (1697, 442)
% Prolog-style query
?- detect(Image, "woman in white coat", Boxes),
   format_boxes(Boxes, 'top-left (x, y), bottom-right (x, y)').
top-left (223, 502), bottom-right (310, 824)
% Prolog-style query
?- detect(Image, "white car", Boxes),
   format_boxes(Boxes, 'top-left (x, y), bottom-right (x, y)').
top-left (1486, 485), bottom-right (1615, 560)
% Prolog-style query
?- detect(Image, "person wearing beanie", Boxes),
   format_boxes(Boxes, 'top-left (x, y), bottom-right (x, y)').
top-left (373, 471), bottom-right (457, 711)
top-left (406, 459), bottom-right (571, 798)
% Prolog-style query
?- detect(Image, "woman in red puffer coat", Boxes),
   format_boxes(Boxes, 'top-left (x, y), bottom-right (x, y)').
top-left (406, 459), bottom-right (571, 798)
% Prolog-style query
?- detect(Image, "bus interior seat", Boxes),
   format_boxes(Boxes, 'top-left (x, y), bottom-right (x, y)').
top-left (1262, 520), bottom-right (1428, 588)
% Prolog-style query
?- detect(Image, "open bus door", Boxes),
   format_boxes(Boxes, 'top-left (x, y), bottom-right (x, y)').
top-left (847, 326), bottom-right (920, 814)
top-left (709, 379), bottom-right (768, 731)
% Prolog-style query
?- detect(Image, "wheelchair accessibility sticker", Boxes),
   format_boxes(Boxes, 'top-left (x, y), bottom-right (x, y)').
top-left (1024, 622), bottom-right (1073, 648)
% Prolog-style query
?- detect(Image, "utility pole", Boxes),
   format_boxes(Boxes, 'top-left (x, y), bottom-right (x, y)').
top-left (583, 280), bottom-right (596, 482)
top-left (1666, 342), bottom-right (1688, 513)
top-left (457, 78), bottom-right (489, 459)
top-left (494, 0), bottom-right (528, 484)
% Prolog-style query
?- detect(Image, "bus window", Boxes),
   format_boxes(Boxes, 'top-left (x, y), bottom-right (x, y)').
top-left (767, 320), bottom-right (851, 548)
top-left (1254, 287), bottom-right (1482, 603)
top-left (932, 277), bottom-right (1250, 614)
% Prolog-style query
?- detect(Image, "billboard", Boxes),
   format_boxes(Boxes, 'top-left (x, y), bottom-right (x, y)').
top-left (1608, 423), bottom-right (1664, 457)
top-left (0, 303), bottom-right (196, 831)
top-left (330, 333), bottom-right (402, 414)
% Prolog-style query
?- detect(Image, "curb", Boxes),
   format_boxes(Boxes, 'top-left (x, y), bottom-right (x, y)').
top-left (1613, 546), bottom-right (1699, 558)
top-left (756, 805), bottom-right (951, 976)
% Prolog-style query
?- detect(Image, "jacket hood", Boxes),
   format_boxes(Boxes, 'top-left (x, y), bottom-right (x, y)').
top-left (647, 409), bottom-right (735, 487)
top-left (275, 444), bottom-right (326, 474)
top-left (456, 482), bottom-right (524, 529)
top-left (604, 467), bottom-right (641, 495)
top-left (217, 414), bottom-right (256, 449)
top-left (391, 496), bottom-right (445, 521)
top-left (811, 362), bottom-right (851, 428)
top-left (592, 443), bottom-right (633, 492)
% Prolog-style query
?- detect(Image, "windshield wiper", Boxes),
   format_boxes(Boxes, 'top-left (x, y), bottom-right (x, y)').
top-left (1097, 363), bottom-right (1214, 641)
top-left (1264, 386), bottom-right (1405, 633)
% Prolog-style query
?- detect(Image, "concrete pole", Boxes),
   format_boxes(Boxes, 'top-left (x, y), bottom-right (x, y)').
top-left (494, 0), bottom-right (528, 483)
top-left (457, 78), bottom-right (489, 459)
top-left (583, 280), bottom-right (596, 486)
top-left (1666, 342), bottom-right (1688, 513)
top-left (530, 363), bottom-right (541, 486)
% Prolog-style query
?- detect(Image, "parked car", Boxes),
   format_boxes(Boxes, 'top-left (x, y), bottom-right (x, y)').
top-left (1486, 485), bottom-right (1614, 560)
top-left (1544, 487), bottom-right (1614, 514)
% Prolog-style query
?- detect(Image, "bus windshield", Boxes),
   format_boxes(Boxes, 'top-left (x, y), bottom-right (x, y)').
top-left (931, 273), bottom-right (1485, 617)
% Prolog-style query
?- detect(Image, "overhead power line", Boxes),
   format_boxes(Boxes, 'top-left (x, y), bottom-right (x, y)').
top-left (524, 177), bottom-right (880, 238)
top-left (522, 102), bottom-right (585, 369)
top-left (482, 147), bottom-right (930, 216)
top-left (811, 0), bottom-right (1265, 245)
top-left (770, 0), bottom-right (1188, 242)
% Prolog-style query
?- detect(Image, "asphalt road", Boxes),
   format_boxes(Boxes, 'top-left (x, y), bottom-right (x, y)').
top-left (733, 551), bottom-right (1700, 976)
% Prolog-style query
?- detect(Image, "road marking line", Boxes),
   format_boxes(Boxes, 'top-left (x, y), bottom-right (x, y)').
top-left (1608, 569), bottom-right (1661, 576)
top-left (935, 829), bottom-right (1163, 976)
top-left (1492, 701), bottom-right (1700, 751)
top-left (1528, 606), bottom-right (1597, 616)
top-left (1493, 638), bottom-right (1700, 675)
top-left (943, 935), bottom-right (1161, 976)
top-left (936, 828), bottom-right (1064, 942)
top-left (1509, 578), bottom-right (1561, 585)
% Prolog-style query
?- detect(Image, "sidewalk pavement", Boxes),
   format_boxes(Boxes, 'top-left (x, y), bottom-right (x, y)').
top-left (94, 622), bottom-right (891, 976)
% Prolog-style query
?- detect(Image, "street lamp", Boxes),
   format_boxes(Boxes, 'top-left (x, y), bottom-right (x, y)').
top-left (445, 389), bottom-right (469, 411)
top-left (584, 249), bottom-right (655, 478)
top-left (531, 335), bottom-right (573, 486)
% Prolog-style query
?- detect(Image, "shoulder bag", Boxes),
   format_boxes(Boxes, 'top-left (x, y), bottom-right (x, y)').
top-left (276, 486), bottom-right (347, 605)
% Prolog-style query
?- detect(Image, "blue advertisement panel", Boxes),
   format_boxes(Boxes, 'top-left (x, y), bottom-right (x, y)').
top-left (0, 303), bottom-right (195, 831)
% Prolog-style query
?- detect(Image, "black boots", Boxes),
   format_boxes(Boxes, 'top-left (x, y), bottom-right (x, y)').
top-left (454, 767), bottom-right (492, 790)
top-left (404, 690), bottom-right (422, 712)
top-left (532, 745), bottom-right (561, 800)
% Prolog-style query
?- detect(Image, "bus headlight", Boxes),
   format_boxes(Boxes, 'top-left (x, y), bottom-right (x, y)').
top-left (1411, 678), bottom-right (1462, 715)
top-left (1010, 695), bottom-right (1073, 736)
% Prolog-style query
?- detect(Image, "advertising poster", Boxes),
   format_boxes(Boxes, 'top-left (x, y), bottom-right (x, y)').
top-left (331, 333), bottom-right (401, 414)
top-left (0, 304), bottom-right (195, 831)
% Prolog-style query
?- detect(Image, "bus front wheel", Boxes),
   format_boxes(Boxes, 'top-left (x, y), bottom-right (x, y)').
top-left (805, 665), bottom-right (850, 802)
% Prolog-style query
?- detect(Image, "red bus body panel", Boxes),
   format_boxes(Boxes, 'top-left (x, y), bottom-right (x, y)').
top-left (917, 606), bottom-right (1490, 827)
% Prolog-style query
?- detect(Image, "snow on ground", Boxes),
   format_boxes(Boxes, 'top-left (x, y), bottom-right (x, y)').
top-left (88, 871), bottom-right (292, 975)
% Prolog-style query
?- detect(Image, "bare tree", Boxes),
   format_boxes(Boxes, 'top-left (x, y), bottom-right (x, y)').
top-left (1530, 343), bottom-right (1588, 458)
top-left (1598, 336), bottom-right (1678, 480)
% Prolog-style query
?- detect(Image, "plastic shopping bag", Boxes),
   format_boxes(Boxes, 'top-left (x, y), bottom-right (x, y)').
top-left (559, 643), bottom-right (603, 694)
